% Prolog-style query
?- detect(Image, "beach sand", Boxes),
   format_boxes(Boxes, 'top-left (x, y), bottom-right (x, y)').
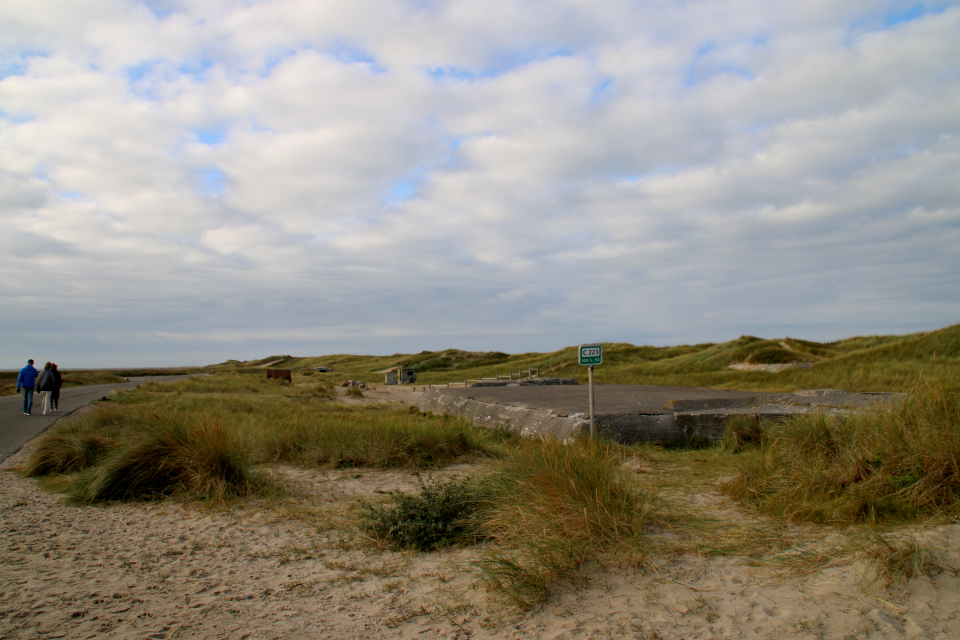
top-left (2, 390), bottom-right (959, 639)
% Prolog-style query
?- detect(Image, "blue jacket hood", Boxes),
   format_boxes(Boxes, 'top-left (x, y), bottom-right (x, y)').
top-left (17, 364), bottom-right (38, 388)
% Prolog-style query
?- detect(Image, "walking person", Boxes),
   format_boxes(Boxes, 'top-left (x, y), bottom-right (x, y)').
top-left (51, 363), bottom-right (63, 412)
top-left (36, 362), bottom-right (57, 416)
top-left (15, 359), bottom-right (38, 416)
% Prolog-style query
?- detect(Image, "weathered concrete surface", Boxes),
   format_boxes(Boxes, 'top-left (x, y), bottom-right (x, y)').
top-left (417, 384), bottom-right (901, 444)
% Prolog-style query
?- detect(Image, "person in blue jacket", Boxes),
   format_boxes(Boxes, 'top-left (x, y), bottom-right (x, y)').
top-left (16, 359), bottom-right (38, 416)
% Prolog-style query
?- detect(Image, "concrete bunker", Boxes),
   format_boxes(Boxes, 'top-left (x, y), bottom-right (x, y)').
top-left (417, 384), bottom-right (901, 445)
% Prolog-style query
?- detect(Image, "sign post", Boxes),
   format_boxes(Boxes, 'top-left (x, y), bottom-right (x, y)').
top-left (578, 345), bottom-right (602, 439)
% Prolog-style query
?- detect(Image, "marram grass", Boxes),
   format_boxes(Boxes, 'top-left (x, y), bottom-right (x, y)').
top-left (22, 373), bottom-right (509, 503)
top-left (724, 374), bottom-right (960, 524)
top-left (474, 437), bottom-right (655, 609)
top-left (68, 411), bottom-right (260, 503)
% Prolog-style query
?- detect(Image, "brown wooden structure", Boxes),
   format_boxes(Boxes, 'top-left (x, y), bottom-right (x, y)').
top-left (266, 369), bottom-right (292, 383)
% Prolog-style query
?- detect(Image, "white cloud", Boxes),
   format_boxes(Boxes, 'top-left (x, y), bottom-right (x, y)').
top-left (1, 0), bottom-right (958, 367)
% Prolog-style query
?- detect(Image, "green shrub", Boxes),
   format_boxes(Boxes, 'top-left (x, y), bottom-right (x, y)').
top-left (360, 476), bottom-right (489, 551)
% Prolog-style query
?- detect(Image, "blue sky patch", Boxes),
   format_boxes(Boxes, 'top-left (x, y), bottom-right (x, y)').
top-left (126, 61), bottom-right (159, 83)
top-left (592, 77), bottom-right (614, 100)
top-left (196, 168), bottom-right (225, 196)
top-left (0, 60), bottom-right (28, 81)
top-left (57, 190), bottom-right (85, 202)
top-left (0, 110), bottom-right (33, 124)
top-left (0, 50), bottom-right (48, 81)
top-left (683, 64), bottom-right (754, 88)
top-left (141, 0), bottom-right (175, 20)
top-left (328, 39), bottom-right (376, 65)
top-left (177, 57), bottom-right (214, 79)
top-left (327, 40), bottom-right (386, 73)
top-left (387, 179), bottom-right (418, 204)
top-left (884, 3), bottom-right (927, 26)
top-left (193, 127), bottom-right (227, 145)
top-left (261, 47), bottom-right (302, 78)
top-left (426, 48), bottom-right (574, 83)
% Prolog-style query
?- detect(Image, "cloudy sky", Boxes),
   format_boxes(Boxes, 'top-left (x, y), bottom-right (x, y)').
top-left (2, 0), bottom-right (959, 368)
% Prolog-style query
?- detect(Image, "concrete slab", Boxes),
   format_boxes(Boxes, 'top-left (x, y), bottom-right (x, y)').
top-left (418, 384), bottom-right (901, 444)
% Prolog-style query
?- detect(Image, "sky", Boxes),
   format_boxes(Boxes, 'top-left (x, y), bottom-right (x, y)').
top-left (2, 0), bottom-right (959, 368)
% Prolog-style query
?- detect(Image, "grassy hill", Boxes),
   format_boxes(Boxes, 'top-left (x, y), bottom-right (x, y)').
top-left (214, 323), bottom-right (960, 393)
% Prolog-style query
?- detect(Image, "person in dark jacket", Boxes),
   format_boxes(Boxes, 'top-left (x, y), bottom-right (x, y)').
top-left (16, 359), bottom-right (38, 415)
top-left (36, 362), bottom-right (56, 416)
top-left (51, 363), bottom-right (63, 412)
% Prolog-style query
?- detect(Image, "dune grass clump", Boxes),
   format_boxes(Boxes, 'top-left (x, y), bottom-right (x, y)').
top-left (474, 437), bottom-right (654, 609)
top-left (725, 375), bottom-right (960, 524)
top-left (24, 404), bottom-right (263, 503)
top-left (360, 475), bottom-right (491, 551)
top-left (68, 411), bottom-right (258, 503)
top-left (21, 407), bottom-right (128, 477)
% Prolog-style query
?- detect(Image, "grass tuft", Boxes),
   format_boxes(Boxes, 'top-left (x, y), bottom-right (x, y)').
top-left (856, 531), bottom-right (944, 591)
top-left (68, 411), bottom-right (258, 503)
top-left (474, 437), bottom-right (654, 609)
top-left (21, 408), bottom-right (127, 476)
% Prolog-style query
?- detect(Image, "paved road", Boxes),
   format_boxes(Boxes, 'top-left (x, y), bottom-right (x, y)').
top-left (0, 376), bottom-right (194, 463)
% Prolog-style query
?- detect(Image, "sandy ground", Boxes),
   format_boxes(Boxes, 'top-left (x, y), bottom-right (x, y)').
top-left (2, 389), bottom-right (960, 639)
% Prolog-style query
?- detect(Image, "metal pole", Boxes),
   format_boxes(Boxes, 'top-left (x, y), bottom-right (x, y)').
top-left (588, 365), bottom-right (596, 439)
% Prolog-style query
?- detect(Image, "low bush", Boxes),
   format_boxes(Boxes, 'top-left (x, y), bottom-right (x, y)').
top-left (360, 475), bottom-right (490, 551)
top-left (724, 375), bottom-right (960, 524)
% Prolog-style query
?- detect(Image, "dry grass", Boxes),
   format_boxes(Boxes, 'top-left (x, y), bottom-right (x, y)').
top-left (724, 374), bottom-right (960, 524)
top-left (21, 373), bottom-right (510, 503)
top-left (474, 437), bottom-right (656, 609)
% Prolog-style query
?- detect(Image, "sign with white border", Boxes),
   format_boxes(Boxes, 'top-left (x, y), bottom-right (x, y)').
top-left (579, 344), bottom-right (602, 366)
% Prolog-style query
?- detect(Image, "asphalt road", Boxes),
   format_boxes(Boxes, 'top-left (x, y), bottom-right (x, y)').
top-left (0, 376), bottom-right (194, 463)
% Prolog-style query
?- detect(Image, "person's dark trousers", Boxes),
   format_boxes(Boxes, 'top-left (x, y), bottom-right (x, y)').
top-left (52, 389), bottom-right (60, 411)
top-left (22, 388), bottom-right (34, 414)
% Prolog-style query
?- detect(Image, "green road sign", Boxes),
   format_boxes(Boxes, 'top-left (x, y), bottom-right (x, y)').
top-left (579, 344), bottom-right (602, 366)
